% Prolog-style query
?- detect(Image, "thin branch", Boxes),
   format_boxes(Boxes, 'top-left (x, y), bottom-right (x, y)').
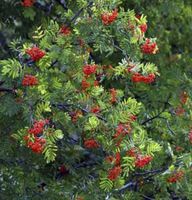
top-left (140, 195), bottom-right (154, 200)
top-left (67, 1), bottom-right (93, 26)
top-left (116, 181), bottom-right (136, 192)
top-left (55, 0), bottom-right (68, 10)
top-left (116, 165), bottom-right (170, 194)
top-left (158, 117), bottom-right (175, 135)
top-left (134, 167), bottom-right (168, 177)
top-left (52, 102), bottom-right (107, 122)
top-left (141, 94), bottom-right (171, 125)
top-left (0, 87), bottom-right (15, 94)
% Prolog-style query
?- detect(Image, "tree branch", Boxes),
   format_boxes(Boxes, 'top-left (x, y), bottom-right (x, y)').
top-left (0, 87), bottom-right (15, 94)
top-left (67, 1), bottom-right (93, 26)
top-left (55, 0), bottom-right (68, 10)
top-left (52, 102), bottom-right (107, 122)
top-left (141, 94), bottom-right (171, 125)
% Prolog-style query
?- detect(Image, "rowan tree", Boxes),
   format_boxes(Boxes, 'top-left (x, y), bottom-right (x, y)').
top-left (0, 0), bottom-right (192, 200)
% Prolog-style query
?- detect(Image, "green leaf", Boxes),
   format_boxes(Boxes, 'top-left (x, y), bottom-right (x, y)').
top-left (147, 141), bottom-right (162, 156)
top-left (23, 8), bottom-right (36, 21)
top-left (100, 178), bottom-right (113, 191)
top-left (0, 59), bottom-right (22, 78)
top-left (54, 129), bottom-right (64, 139)
top-left (122, 156), bottom-right (135, 177)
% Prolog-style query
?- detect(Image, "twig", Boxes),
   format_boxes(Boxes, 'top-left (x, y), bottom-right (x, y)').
top-left (55, 0), bottom-right (68, 10)
top-left (140, 195), bottom-right (154, 200)
top-left (116, 181), bottom-right (136, 192)
top-left (141, 94), bottom-right (171, 125)
top-left (134, 167), bottom-right (168, 177)
top-left (67, 1), bottom-right (93, 26)
top-left (0, 87), bottom-right (15, 94)
top-left (52, 102), bottom-right (107, 122)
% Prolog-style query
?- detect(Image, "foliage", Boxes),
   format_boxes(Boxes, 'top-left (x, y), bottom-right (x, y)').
top-left (0, 0), bottom-right (192, 199)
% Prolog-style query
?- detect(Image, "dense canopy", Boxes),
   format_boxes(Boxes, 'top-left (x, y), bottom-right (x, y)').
top-left (0, 0), bottom-right (192, 199)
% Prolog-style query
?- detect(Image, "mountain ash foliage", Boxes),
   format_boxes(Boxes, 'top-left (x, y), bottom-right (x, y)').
top-left (0, 0), bottom-right (192, 199)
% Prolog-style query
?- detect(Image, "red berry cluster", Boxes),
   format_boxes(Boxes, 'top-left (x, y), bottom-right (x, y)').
top-left (84, 138), bottom-right (100, 149)
top-left (131, 73), bottom-right (156, 84)
top-left (26, 46), bottom-right (45, 61)
top-left (105, 155), bottom-right (115, 163)
top-left (101, 9), bottom-right (118, 25)
top-left (81, 79), bottom-right (90, 90)
top-left (21, 0), bottom-right (35, 7)
top-left (175, 91), bottom-right (188, 116)
top-left (83, 65), bottom-right (97, 77)
top-left (115, 152), bottom-right (121, 166)
top-left (139, 24), bottom-right (148, 33)
top-left (25, 137), bottom-right (46, 154)
top-left (175, 106), bottom-right (185, 116)
top-left (110, 88), bottom-right (117, 104)
top-left (141, 38), bottom-right (158, 54)
top-left (105, 152), bottom-right (122, 181)
top-left (22, 75), bottom-right (38, 86)
top-left (106, 152), bottom-right (121, 166)
top-left (59, 25), bottom-right (71, 36)
top-left (81, 65), bottom-right (98, 91)
top-left (135, 155), bottom-right (153, 168)
top-left (70, 110), bottom-right (83, 123)
top-left (28, 119), bottom-right (49, 135)
top-left (167, 170), bottom-right (184, 183)
top-left (81, 79), bottom-right (99, 91)
top-left (180, 91), bottom-right (188, 104)
top-left (127, 147), bottom-right (138, 157)
top-left (115, 123), bottom-right (132, 135)
top-left (127, 64), bottom-right (136, 73)
top-left (108, 166), bottom-right (122, 181)
top-left (91, 106), bottom-right (100, 114)
top-left (136, 14), bottom-right (142, 20)
top-left (127, 148), bottom-right (152, 168)
top-left (59, 165), bottom-right (69, 175)
top-left (24, 119), bottom-right (49, 153)
top-left (130, 115), bottom-right (137, 121)
top-left (113, 123), bottom-right (132, 146)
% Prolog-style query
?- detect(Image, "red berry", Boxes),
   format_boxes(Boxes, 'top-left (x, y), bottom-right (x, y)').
top-left (131, 73), bottom-right (155, 84)
top-left (135, 155), bottom-right (153, 168)
top-left (83, 65), bottom-right (97, 76)
top-left (28, 119), bottom-right (49, 135)
top-left (115, 152), bottom-right (121, 166)
top-left (21, 0), bottom-right (35, 7)
top-left (26, 136), bottom-right (46, 154)
top-left (180, 91), bottom-right (188, 104)
top-left (59, 25), bottom-right (71, 36)
top-left (127, 147), bottom-right (138, 157)
top-left (26, 46), bottom-right (45, 61)
top-left (22, 75), bottom-right (38, 86)
top-left (91, 106), bottom-right (100, 114)
top-left (110, 88), bottom-right (117, 104)
top-left (105, 155), bottom-right (115, 164)
top-left (101, 9), bottom-right (118, 25)
top-left (167, 170), bottom-right (184, 183)
top-left (81, 79), bottom-right (91, 90)
top-left (84, 139), bottom-right (100, 149)
top-left (108, 166), bottom-right (122, 181)
top-left (59, 165), bottom-right (69, 174)
top-left (139, 24), bottom-right (147, 33)
top-left (141, 39), bottom-right (158, 54)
